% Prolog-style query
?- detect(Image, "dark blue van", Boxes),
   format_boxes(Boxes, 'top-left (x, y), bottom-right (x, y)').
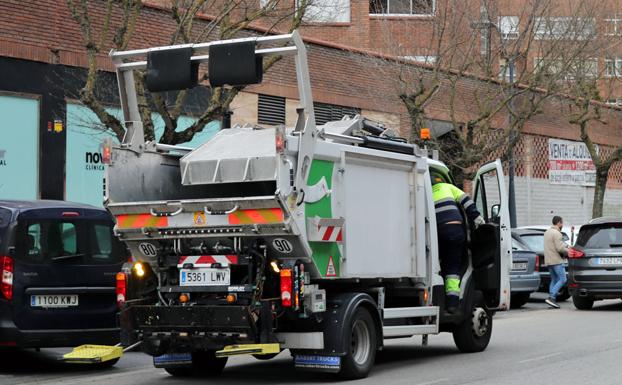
top-left (0, 200), bottom-right (127, 348)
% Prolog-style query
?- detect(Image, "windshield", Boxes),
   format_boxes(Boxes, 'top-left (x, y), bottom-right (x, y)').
top-left (17, 219), bottom-right (126, 264)
top-left (576, 225), bottom-right (622, 249)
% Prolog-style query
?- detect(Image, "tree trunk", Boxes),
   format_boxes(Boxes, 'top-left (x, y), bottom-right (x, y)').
top-left (591, 167), bottom-right (609, 219)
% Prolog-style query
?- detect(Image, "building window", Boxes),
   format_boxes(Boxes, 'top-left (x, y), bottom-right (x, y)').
top-left (534, 57), bottom-right (598, 80)
top-left (298, 0), bottom-right (350, 22)
top-left (370, 0), bottom-right (435, 16)
top-left (606, 98), bottom-right (622, 105)
top-left (498, 59), bottom-right (517, 83)
top-left (314, 102), bottom-right (360, 125)
top-left (400, 55), bottom-right (437, 64)
top-left (534, 17), bottom-right (596, 40)
top-left (604, 15), bottom-right (622, 36)
top-left (258, 94), bottom-right (286, 126)
top-left (498, 16), bottom-right (519, 39)
top-left (605, 58), bottom-right (622, 77)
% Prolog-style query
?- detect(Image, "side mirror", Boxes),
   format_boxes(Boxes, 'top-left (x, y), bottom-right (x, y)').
top-left (491, 204), bottom-right (500, 221)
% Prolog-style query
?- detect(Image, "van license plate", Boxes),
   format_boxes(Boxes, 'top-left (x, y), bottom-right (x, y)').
top-left (30, 295), bottom-right (79, 308)
top-left (180, 268), bottom-right (230, 286)
top-left (595, 257), bottom-right (622, 265)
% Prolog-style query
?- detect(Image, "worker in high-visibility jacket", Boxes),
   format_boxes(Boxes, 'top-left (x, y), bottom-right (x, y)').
top-left (432, 176), bottom-right (485, 314)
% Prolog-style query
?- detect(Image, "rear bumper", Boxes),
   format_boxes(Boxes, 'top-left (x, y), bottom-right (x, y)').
top-left (120, 305), bottom-right (256, 356)
top-left (0, 322), bottom-right (119, 348)
top-left (510, 274), bottom-right (540, 293)
top-left (569, 281), bottom-right (622, 298)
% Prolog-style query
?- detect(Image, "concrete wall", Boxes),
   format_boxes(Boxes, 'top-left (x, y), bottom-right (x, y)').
top-left (513, 177), bottom-right (622, 227)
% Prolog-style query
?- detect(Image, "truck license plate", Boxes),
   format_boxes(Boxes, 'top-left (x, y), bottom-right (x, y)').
top-left (595, 257), bottom-right (622, 265)
top-left (512, 262), bottom-right (528, 271)
top-left (31, 295), bottom-right (79, 308)
top-left (180, 268), bottom-right (230, 286)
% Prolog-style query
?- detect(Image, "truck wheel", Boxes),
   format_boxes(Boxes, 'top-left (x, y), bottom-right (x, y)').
top-left (164, 350), bottom-right (227, 377)
top-left (338, 307), bottom-right (377, 380)
top-left (453, 293), bottom-right (492, 353)
top-left (572, 294), bottom-right (594, 310)
top-left (510, 293), bottom-right (530, 309)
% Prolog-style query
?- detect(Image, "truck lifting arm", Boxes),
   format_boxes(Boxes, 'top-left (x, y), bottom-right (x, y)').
top-left (109, 30), bottom-right (318, 194)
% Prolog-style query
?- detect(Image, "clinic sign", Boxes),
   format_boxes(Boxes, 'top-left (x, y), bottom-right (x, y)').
top-left (548, 138), bottom-right (596, 186)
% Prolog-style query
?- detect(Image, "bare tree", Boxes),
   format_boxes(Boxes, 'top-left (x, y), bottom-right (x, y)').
top-left (66, 0), bottom-right (309, 144)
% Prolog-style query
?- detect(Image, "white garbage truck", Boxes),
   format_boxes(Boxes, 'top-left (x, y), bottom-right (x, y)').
top-left (103, 31), bottom-right (511, 379)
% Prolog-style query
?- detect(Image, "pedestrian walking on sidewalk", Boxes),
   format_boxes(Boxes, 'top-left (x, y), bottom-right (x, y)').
top-left (543, 216), bottom-right (568, 309)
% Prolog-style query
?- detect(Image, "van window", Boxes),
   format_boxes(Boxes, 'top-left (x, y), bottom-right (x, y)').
top-left (0, 208), bottom-right (12, 249)
top-left (25, 221), bottom-right (79, 262)
top-left (19, 219), bottom-right (126, 264)
top-left (576, 225), bottom-right (622, 249)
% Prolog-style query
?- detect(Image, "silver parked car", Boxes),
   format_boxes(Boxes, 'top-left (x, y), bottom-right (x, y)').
top-left (510, 231), bottom-right (541, 308)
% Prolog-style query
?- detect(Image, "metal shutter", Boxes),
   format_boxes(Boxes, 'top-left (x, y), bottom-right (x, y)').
top-left (313, 102), bottom-right (361, 125)
top-left (258, 94), bottom-right (286, 125)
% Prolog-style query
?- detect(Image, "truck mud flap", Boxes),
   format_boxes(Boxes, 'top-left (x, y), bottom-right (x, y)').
top-left (120, 305), bottom-right (256, 335)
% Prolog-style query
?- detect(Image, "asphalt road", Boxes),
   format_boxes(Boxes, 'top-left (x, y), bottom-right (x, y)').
top-left (2, 293), bottom-right (621, 385)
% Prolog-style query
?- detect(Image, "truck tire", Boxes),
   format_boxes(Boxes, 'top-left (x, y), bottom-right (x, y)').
top-left (164, 350), bottom-right (227, 377)
top-left (510, 292), bottom-right (530, 309)
top-left (338, 307), bottom-right (377, 380)
top-left (453, 291), bottom-right (492, 353)
top-left (572, 294), bottom-right (594, 310)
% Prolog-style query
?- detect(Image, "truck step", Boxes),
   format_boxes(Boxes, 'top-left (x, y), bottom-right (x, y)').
top-left (383, 324), bottom-right (438, 337)
top-left (383, 306), bottom-right (438, 319)
top-left (382, 306), bottom-right (439, 337)
top-left (215, 343), bottom-right (280, 358)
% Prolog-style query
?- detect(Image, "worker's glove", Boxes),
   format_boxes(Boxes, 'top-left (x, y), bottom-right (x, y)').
top-left (474, 216), bottom-right (485, 228)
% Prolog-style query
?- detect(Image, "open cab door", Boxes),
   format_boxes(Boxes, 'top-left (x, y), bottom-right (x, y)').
top-left (471, 159), bottom-right (511, 310)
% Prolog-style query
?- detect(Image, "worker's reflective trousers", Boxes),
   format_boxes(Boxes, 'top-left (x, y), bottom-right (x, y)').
top-left (438, 223), bottom-right (466, 306)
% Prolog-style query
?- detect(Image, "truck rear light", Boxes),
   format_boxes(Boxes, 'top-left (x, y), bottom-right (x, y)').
top-left (116, 272), bottom-right (127, 306)
top-left (1, 256), bottom-right (13, 301)
top-left (275, 125), bottom-right (285, 154)
top-left (568, 248), bottom-right (584, 259)
top-left (101, 138), bottom-right (112, 164)
top-left (280, 269), bottom-right (292, 308)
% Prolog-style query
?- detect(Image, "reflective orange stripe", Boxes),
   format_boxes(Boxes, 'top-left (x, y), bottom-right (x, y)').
top-left (116, 214), bottom-right (169, 229)
top-left (228, 209), bottom-right (284, 225)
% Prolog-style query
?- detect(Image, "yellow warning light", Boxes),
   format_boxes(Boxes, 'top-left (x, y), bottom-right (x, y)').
top-left (420, 128), bottom-right (431, 140)
top-left (226, 293), bottom-right (237, 303)
top-left (179, 293), bottom-right (189, 303)
top-left (423, 289), bottom-right (429, 303)
top-left (133, 262), bottom-right (145, 278)
top-left (270, 260), bottom-right (280, 274)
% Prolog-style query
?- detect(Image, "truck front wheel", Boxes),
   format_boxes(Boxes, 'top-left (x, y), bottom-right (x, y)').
top-left (338, 307), bottom-right (377, 380)
top-left (452, 293), bottom-right (493, 353)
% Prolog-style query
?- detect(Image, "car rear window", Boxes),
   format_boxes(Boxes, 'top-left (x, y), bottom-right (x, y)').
top-left (576, 225), bottom-right (622, 249)
top-left (18, 219), bottom-right (126, 264)
top-left (519, 234), bottom-right (544, 253)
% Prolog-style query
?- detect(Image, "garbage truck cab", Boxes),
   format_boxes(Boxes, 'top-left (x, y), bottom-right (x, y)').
top-left (104, 30), bottom-right (511, 379)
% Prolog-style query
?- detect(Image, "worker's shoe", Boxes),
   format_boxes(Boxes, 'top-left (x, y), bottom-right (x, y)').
top-left (545, 297), bottom-right (560, 309)
top-left (445, 295), bottom-right (461, 316)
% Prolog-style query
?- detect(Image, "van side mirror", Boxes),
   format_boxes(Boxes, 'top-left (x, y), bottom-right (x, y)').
top-left (491, 204), bottom-right (500, 222)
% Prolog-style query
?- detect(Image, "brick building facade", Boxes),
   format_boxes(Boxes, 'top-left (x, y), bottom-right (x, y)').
top-left (1, 0), bottom-right (622, 225)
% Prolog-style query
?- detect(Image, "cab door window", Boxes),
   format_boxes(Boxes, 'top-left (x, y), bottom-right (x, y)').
top-left (474, 169), bottom-right (502, 223)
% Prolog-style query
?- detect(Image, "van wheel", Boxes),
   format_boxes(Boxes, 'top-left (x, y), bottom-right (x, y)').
top-left (572, 294), bottom-right (594, 310)
top-left (453, 292), bottom-right (492, 353)
top-left (338, 307), bottom-right (377, 380)
top-left (510, 293), bottom-right (530, 309)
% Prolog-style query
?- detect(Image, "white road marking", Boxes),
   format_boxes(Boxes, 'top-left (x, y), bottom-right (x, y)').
top-left (518, 352), bottom-right (563, 364)
top-left (414, 378), bottom-right (450, 385)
